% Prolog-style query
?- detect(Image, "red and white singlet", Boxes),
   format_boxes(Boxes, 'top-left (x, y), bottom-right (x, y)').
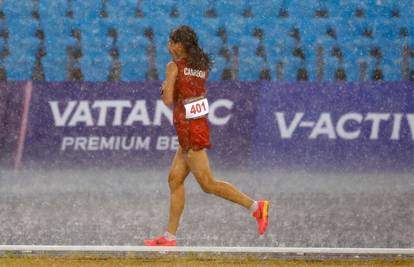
top-left (173, 58), bottom-right (211, 151)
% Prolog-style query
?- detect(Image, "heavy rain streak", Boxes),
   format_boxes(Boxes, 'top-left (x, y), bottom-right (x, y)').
top-left (0, 0), bottom-right (413, 255)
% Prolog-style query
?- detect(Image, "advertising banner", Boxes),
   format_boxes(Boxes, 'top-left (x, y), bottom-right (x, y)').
top-left (251, 82), bottom-right (414, 171)
top-left (24, 81), bottom-right (259, 169)
top-left (0, 81), bottom-right (408, 171)
top-left (0, 82), bottom-right (27, 167)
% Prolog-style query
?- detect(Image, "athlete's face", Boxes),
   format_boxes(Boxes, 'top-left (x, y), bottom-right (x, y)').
top-left (168, 39), bottom-right (183, 58)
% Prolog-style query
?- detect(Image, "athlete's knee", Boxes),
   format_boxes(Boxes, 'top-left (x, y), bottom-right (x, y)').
top-left (168, 173), bottom-right (184, 191)
top-left (200, 183), bottom-right (213, 194)
top-left (199, 177), bottom-right (217, 194)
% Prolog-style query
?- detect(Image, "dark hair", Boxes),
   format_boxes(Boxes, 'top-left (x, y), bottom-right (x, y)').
top-left (169, 25), bottom-right (212, 71)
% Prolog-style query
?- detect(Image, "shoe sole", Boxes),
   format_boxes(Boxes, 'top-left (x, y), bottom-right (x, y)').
top-left (144, 243), bottom-right (176, 246)
top-left (261, 200), bottom-right (269, 235)
top-left (144, 240), bottom-right (176, 246)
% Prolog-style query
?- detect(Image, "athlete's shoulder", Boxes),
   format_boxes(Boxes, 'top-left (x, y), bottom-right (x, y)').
top-left (167, 60), bottom-right (177, 68)
top-left (167, 61), bottom-right (178, 71)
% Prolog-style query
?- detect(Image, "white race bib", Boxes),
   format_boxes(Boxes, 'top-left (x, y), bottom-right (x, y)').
top-left (184, 97), bottom-right (209, 119)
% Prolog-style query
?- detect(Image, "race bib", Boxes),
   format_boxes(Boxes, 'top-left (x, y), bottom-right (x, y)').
top-left (184, 97), bottom-right (209, 119)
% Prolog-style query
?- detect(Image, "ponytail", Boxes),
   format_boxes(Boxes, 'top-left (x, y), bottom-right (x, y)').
top-left (186, 44), bottom-right (212, 71)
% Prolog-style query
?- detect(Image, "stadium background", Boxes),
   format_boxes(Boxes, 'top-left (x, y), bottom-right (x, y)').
top-left (0, 0), bottom-right (412, 81)
top-left (0, 0), bottom-right (413, 250)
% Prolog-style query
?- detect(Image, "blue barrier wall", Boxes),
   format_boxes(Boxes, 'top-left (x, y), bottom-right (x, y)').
top-left (17, 81), bottom-right (413, 172)
top-left (251, 82), bottom-right (414, 171)
top-left (0, 82), bottom-right (26, 167)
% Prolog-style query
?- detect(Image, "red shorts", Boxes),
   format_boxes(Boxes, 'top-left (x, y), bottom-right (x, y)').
top-left (174, 111), bottom-right (211, 151)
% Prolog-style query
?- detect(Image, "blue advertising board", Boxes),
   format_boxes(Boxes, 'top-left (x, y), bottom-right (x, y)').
top-left (23, 81), bottom-right (259, 169)
top-left (4, 81), bottom-right (411, 172)
top-left (0, 82), bottom-right (27, 167)
top-left (251, 82), bottom-right (414, 171)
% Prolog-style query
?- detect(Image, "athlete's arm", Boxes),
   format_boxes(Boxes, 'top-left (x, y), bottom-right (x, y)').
top-left (161, 61), bottom-right (178, 106)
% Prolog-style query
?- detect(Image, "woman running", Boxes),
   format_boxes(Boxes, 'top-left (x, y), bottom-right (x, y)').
top-left (144, 25), bottom-right (269, 246)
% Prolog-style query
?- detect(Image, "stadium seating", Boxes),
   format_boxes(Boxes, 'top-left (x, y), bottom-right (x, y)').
top-left (0, 0), bottom-right (412, 81)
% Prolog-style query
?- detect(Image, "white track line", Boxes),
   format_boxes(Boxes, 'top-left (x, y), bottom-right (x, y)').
top-left (0, 246), bottom-right (413, 255)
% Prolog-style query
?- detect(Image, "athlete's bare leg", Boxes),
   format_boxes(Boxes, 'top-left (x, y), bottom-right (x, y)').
top-left (185, 149), bottom-right (254, 209)
top-left (166, 146), bottom-right (190, 235)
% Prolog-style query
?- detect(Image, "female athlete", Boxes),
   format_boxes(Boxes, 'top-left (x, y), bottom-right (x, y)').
top-left (144, 25), bottom-right (269, 246)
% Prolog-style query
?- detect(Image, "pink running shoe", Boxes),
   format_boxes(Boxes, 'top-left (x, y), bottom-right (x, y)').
top-left (252, 200), bottom-right (270, 235)
top-left (144, 236), bottom-right (176, 246)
